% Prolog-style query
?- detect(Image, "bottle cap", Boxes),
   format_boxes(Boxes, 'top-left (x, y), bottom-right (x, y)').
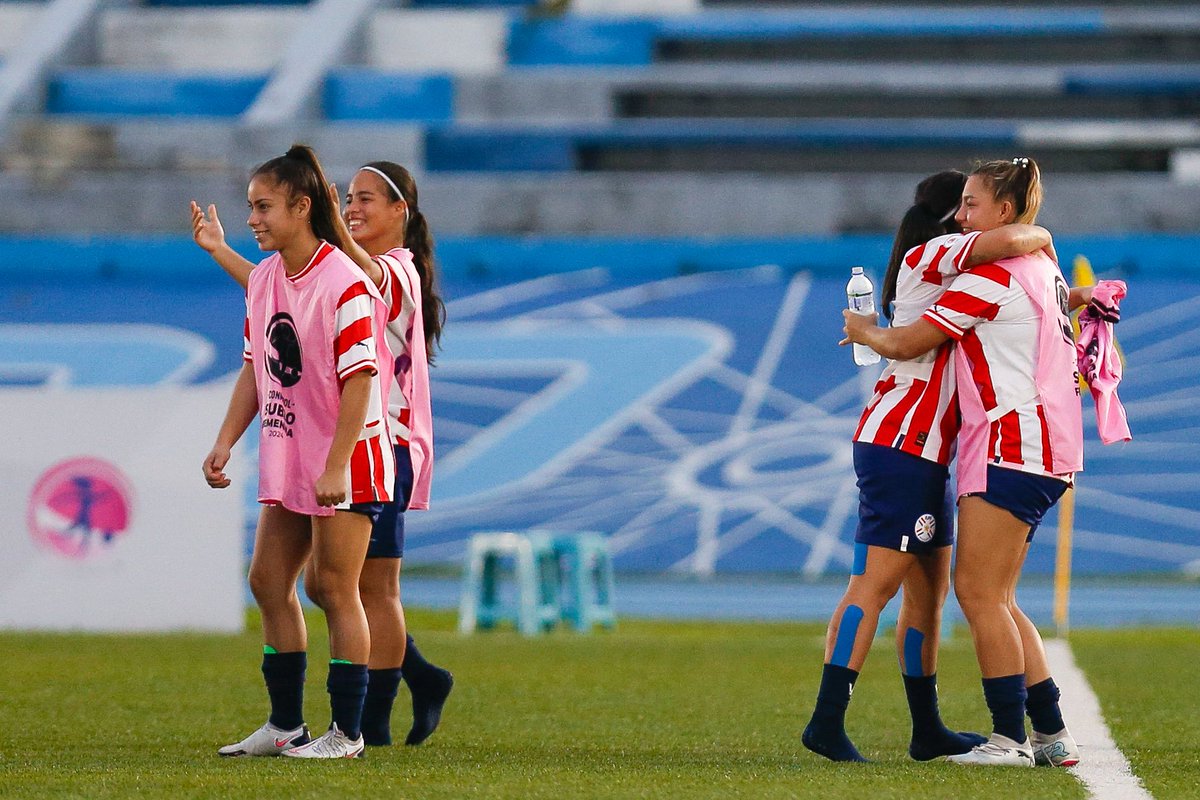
top-left (851, 266), bottom-right (864, 274)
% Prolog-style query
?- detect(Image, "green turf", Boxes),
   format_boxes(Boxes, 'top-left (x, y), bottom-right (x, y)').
top-left (1071, 627), bottom-right (1200, 799)
top-left (5, 608), bottom-right (1181, 799)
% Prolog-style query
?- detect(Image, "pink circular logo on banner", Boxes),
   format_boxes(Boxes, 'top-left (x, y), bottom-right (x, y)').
top-left (27, 457), bottom-right (135, 559)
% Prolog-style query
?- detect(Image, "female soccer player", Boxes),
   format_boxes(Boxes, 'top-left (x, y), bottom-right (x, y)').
top-left (201, 144), bottom-right (393, 759)
top-left (192, 161), bottom-right (452, 748)
top-left (802, 170), bottom-right (1057, 762)
top-left (842, 157), bottom-right (1102, 766)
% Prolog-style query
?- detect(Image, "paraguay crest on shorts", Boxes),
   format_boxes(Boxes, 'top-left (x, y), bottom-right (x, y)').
top-left (914, 513), bottom-right (936, 543)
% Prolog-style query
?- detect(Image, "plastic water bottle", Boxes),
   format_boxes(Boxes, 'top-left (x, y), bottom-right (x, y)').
top-left (846, 266), bottom-right (881, 366)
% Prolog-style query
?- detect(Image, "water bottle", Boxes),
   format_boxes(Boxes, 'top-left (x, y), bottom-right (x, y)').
top-left (846, 266), bottom-right (881, 366)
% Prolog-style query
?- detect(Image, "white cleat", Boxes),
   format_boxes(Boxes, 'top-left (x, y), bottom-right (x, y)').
top-left (1031, 727), bottom-right (1081, 767)
top-left (218, 721), bottom-right (310, 757)
top-left (946, 732), bottom-right (1035, 767)
top-left (282, 723), bottom-right (365, 759)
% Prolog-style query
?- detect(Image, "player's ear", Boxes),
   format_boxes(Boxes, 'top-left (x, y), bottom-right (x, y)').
top-left (292, 194), bottom-right (312, 220)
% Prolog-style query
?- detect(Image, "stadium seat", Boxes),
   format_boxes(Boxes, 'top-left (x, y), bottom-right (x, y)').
top-left (323, 70), bottom-right (454, 122)
top-left (45, 70), bottom-right (266, 117)
top-left (549, 532), bottom-right (616, 633)
top-left (458, 531), bottom-right (562, 635)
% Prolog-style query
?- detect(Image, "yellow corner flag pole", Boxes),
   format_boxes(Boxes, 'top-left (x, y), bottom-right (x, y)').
top-left (1053, 255), bottom-right (1098, 638)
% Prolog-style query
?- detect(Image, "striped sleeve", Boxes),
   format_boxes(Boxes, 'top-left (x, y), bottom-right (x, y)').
top-left (922, 265), bottom-right (1012, 341)
top-left (904, 231), bottom-right (981, 285)
top-left (334, 280), bottom-right (378, 382)
top-left (242, 313), bottom-right (251, 363)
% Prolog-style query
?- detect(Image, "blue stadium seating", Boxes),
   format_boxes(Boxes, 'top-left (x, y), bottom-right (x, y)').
top-left (45, 71), bottom-right (266, 117)
top-left (323, 70), bottom-right (454, 122)
top-left (508, 10), bottom-right (1109, 65)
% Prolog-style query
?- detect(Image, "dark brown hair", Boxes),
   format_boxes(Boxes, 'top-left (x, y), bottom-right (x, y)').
top-left (251, 144), bottom-right (348, 252)
top-left (361, 161), bottom-right (446, 361)
top-left (880, 170), bottom-right (967, 320)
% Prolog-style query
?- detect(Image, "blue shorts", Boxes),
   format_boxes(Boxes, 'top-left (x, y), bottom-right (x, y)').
top-left (853, 442), bottom-right (954, 554)
top-left (347, 502), bottom-right (384, 522)
top-left (962, 464), bottom-right (1070, 542)
top-left (366, 444), bottom-right (414, 560)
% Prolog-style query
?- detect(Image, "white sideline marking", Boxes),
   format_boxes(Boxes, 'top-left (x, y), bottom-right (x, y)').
top-left (1044, 639), bottom-right (1154, 800)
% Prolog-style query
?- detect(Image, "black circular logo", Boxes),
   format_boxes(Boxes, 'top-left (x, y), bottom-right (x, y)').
top-left (265, 313), bottom-right (302, 387)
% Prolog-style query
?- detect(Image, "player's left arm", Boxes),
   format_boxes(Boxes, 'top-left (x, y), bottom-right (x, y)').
top-left (315, 370), bottom-right (375, 507)
top-left (841, 311), bottom-right (950, 361)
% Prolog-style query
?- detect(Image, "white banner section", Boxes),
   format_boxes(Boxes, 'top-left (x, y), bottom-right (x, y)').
top-left (0, 386), bottom-right (244, 632)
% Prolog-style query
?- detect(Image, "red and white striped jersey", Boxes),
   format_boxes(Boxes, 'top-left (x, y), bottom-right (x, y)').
top-left (375, 249), bottom-right (418, 445)
top-left (244, 241), bottom-right (396, 515)
top-left (853, 231), bottom-right (980, 465)
top-left (922, 262), bottom-right (1059, 478)
top-left (371, 246), bottom-right (435, 510)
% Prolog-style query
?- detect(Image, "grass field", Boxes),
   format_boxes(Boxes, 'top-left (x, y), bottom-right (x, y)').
top-left (0, 609), bottom-right (1194, 799)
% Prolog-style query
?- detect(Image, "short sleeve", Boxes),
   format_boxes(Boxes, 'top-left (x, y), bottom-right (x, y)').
top-left (242, 310), bottom-right (252, 363)
top-left (922, 264), bottom-right (1012, 340)
top-left (334, 281), bottom-right (379, 382)
top-left (904, 231), bottom-right (983, 285)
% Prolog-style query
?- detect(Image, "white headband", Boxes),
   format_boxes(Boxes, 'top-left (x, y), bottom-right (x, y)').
top-left (358, 166), bottom-right (409, 227)
top-left (939, 204), bottom-right (960, 224)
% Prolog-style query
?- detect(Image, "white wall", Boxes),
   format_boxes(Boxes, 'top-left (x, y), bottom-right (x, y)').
top-left (99, 8), bottom-right (304, 71)
top-left (368, 9), bottom-right (509, 75)
top-left (0, 2), bottom-right (40, 57)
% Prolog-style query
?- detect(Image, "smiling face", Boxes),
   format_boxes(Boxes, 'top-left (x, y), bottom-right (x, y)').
top-left (344, 169), bottom-right (407, 256)
top-left (954, 174), bottom-right (1015, 234)
top-left (246, 176), bottom-right (310, 252)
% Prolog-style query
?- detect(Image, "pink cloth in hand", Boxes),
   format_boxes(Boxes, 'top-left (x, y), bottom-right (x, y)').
top-left (1077, 280), bottom-right (1131, 445)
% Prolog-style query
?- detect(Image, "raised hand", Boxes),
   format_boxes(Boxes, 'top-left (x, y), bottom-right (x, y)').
top-left (190, 201), bottom-right (226, 253)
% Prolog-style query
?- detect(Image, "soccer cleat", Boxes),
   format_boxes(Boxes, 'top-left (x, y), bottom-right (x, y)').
top-left (946, 732), bottom-right (1035, 767)
top-left (217, 721), bottom-right (310, 757)
top-left (406, 667), bottom-right (454, 746)
top-left (282, 723), bottom-right (365, 759)
top-left (1031, 727), bottom-right (1081, 767)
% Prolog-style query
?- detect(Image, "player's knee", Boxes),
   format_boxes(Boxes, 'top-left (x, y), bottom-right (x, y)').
top-left (309, 570), bottom-right (357, 609)
top-left (845, 580), bottom-right (898, 612)
top-left (248, 565), bottom-right (287, 606)
top-left (359, 580), bottom-right (399, 611)
top-left (303, 574), bottom-right (326, 610)
top-left (953, 575), bottom-right (998, 614)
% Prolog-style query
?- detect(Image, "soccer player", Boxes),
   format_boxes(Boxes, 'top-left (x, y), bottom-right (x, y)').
top-left (201, 144), bottom-right (394, 759)
top-left (192, 161), bottom-right (452, 748)
top-left (842, 157), bottom-right (1098, 767)
top-left (803, 170), bottom-right (1058, 762)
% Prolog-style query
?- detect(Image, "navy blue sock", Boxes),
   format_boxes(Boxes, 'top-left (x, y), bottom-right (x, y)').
top-left (903, 674), bottom-right (987, 760)
top-left (327, 661), bottom-right (369, 740)
top-left (360, 668), bottom-right (403, 746)
top-left (903, 673), bottom-right (943, 737)
top-left (1026, 677), bottom-right (1065, 735)
top-left (261, 650), bottom-right (306, 731)
top-left (402, 636), bottom-right (454, 746)
top-left (982, 674), bottom-right (1028, 743)
top-left (802, 664), bottom-right (868, 762)
top-left (401, 635), bottom-right (435, 682)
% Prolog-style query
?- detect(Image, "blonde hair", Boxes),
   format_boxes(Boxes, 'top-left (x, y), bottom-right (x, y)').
top-left (970, 156), bottom-right (1043, 224)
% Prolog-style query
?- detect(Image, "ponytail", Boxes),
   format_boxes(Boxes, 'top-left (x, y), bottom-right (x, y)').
top-left (252, 143), bottom-right (348, 252)
top-left (361, 161), bottom-right (446, 363)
